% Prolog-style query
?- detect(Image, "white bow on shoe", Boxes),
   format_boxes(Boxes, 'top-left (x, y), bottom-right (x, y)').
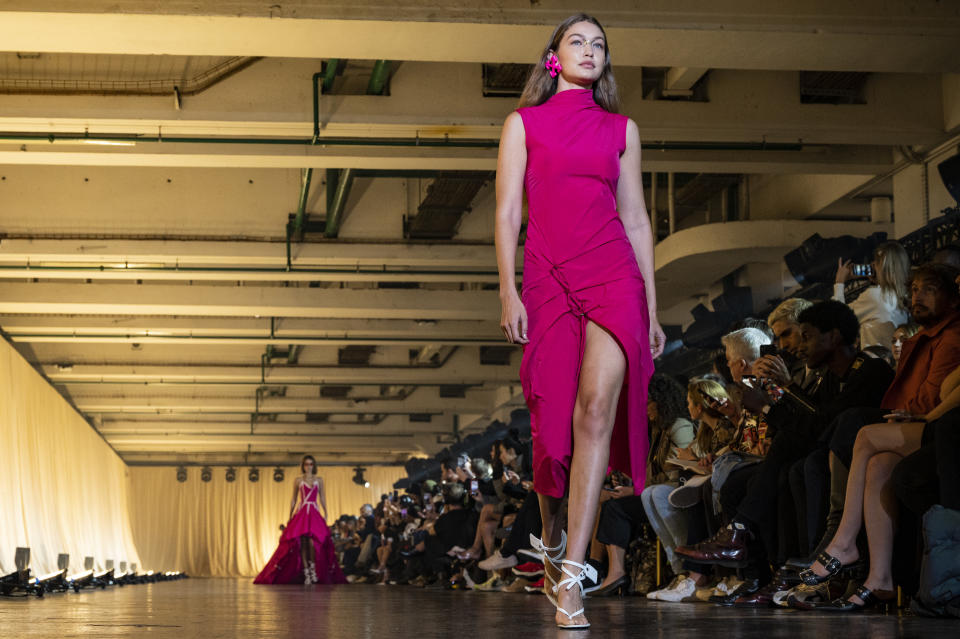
top-left (553, 559), bottom-right (597, 629)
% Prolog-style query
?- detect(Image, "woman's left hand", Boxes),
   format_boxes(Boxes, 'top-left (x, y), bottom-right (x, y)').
top-left (649, 317), bottom-right (666, 359)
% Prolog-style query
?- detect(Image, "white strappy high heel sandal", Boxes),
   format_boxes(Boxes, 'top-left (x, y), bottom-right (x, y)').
top-left (553, 559), bottom-right (597, 630)
top-left (530, 531), bottom-right (566, 606)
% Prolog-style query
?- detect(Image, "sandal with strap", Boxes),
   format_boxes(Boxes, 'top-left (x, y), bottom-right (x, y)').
top-left (814, 583), bottom-right (897, 613)
top-left (799, 550), bottom-right (845, 586)
top-left (553, 559), bottom-right (598, 630)
top-left (530, 531), bottom-right (566, 607)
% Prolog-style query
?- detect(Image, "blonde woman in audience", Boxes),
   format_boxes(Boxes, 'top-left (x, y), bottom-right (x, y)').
top-left (834, 241), bottom-right (910, 349)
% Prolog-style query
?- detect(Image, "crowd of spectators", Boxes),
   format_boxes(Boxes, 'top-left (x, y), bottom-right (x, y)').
top-left (328, 243), bottom-right (960, 617)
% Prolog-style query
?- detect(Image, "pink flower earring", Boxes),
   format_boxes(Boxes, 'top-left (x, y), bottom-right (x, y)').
top-left (545, 54), bottom-right (562, 78)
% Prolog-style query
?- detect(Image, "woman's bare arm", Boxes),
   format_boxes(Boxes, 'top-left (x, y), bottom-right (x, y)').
top-left (494, 111), bottom-right (529, 345)
top-left (617, 119), bottom-right (665, 358)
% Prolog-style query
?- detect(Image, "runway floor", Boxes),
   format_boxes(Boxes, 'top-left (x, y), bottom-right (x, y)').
top-left (2, 578), bottom-right (956, 638)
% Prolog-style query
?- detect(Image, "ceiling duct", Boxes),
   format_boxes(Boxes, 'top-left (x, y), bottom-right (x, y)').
top-left (800, 71), bottom-right (868, 105)
top-left (0, 53), bottom-right (261, 95)
top-left (406, 171), bottom-right (494, 240)
top-left (337, 345), bottom-right (377, 366)
top-left (479, 346), bottom-right (514, 366)
top-left (481, 63), bottom-right (531, 97)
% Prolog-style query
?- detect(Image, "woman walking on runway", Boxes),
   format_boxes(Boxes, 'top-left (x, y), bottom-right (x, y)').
top-left (254, 455), bottom-right (346, 585)
top-left (494, 13), bottom-right (664, 629)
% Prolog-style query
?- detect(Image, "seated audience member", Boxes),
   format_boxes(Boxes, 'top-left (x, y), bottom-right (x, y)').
top-left (479, 437), bottom-right (538, 571)
top-left (457, 457), bottom-right (501, 561)
top-left (644, 376), bottom-right (738, 602)
top-left (588, 373), bottom-right (693, 595)
top-left (801, 274), bottom-right (960, 611)
top-left (824, 263), bottom-right (960, 551)
top-left (834, 241), bottom-right (911, 349)
top-left (890, 321), bottom-right (920, 365)
top-left (676, 301), bottom-right (894, 606)
top-left (767, 298), bottom-right (815, 386)
top-left (408, 482), bottom-right (477, 584)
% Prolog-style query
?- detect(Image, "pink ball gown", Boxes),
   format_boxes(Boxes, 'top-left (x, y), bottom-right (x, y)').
top-left (516, 88), bottom-right (654, 498)
top-left (254, 480), bottom-right (347, 584)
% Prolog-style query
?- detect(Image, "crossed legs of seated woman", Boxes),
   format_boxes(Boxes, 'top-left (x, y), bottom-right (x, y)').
top-left (802, 420), bottom-right (926, 608)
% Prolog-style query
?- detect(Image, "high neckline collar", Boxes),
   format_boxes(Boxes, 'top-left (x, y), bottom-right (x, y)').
top-left (549, 88), bottom-right (596, 104)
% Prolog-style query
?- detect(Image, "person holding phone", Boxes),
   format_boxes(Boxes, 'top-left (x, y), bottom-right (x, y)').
top-left (834, 241), bottom-right (911, 349)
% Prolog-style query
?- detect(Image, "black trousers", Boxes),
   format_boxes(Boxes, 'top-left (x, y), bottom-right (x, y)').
top-left (736, 420), bottom-right (819, 560)
top-left (788, 447), bottom-right (830, 555)
top-left (501, 491), bottom-right (542, 557)
top-left (596, 495), bottom-right (647, 550)
top-left (935, 411), bottom-right (960, 510)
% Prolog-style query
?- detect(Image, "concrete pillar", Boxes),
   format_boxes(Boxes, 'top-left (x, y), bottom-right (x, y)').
top-left (870, 197), bottom-right (892, 224)
top-left (893, 163), bottom-right (926, 238)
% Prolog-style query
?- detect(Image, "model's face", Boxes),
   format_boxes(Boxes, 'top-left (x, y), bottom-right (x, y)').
top-left (553, 21), bottom-right (606, 85)
top-left (303, 459), bottom-right (314, 474)
top-left (771, 320), bottom-right (803, 358)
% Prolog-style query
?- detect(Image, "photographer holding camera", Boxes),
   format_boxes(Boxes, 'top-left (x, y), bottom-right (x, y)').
top-left (834, 241), bottom-right (911, 349)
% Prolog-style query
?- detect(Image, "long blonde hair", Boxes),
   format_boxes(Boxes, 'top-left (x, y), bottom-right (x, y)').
top-left (874, 241), bottom-right (910, 310)
top-left (518, 13), bottom-right (619, 113)
top-left (687, 377), bottom-right (731, 454)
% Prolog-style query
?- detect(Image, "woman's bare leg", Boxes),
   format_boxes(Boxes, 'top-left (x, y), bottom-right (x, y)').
top-left (810, 421), bottom-right (924, 577)
top-left (602, 544), bottom-right (627, 584)
top-left (555, 321), bottom-right (626, 626)
top-left (849, 451), bottom-right (901, 603)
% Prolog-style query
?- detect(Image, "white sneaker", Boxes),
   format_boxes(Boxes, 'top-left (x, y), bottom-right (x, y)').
top-left (647, 574), bottom-right (682, 600)
top-left (478, 551), bottom-right (518, 572)
top-left (655, 576), bottom-right (698, 602)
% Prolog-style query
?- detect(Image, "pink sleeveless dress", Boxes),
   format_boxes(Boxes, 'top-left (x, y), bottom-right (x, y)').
top-left (254, 480), bottom-right (346, 584)
top-left (517, 88), bottom-right (654, 498)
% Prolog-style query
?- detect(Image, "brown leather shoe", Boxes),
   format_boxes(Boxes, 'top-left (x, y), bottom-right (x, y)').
top-left (675, 523), bottom-right (750, 566)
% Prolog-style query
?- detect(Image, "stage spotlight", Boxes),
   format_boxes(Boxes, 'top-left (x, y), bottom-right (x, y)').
top-left (248, 467), bottom-right (260, 483)
top-left (352, 466), bottom-right (370, 488)
top-left (200, 466), bottom-right (213, 482)
top-left (66, 569), bottom-right (94, 592)
top-left (225, 467), bottom-right (237, 483)
top-left (176, 466), bottom-right (187, 482)
top-left (939, 153), bottom-right (960, 206)
top-left (14, 547), bottom-right (29, 573)
top-left (272, 467), bottom-right (285, 483)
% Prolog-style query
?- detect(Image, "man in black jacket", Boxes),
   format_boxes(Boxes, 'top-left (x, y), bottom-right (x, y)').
top-left (676, 301), bottom-right (894, 605)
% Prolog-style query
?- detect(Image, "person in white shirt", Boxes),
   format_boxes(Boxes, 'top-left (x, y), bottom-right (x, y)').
top-left (834, 241), bottom-right (910, 349)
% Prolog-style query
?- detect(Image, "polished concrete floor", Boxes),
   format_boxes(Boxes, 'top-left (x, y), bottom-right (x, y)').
top-left (1, 578), bottom-right (955, 638)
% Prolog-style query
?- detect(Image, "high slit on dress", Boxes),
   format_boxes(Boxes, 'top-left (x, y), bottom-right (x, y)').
top-left (517, 88), bottom-right (654, 498)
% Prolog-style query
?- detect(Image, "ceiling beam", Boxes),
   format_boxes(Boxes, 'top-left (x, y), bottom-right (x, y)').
top-left (0, 140), bottom-right (897, 174)
top-left (42, 363), bottom-right (518, 385)
top-left (0, 282), bottom-right (499, 321)
top-left (71, 392), bottom-right (498, 414)
top-left (0, 10), bottom-right (957, 73)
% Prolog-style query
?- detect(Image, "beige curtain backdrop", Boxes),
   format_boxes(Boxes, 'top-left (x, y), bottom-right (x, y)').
top-left (128, 465), bottom-right (404, 577)
top-left (0, 338), bottom-right (141, 575)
